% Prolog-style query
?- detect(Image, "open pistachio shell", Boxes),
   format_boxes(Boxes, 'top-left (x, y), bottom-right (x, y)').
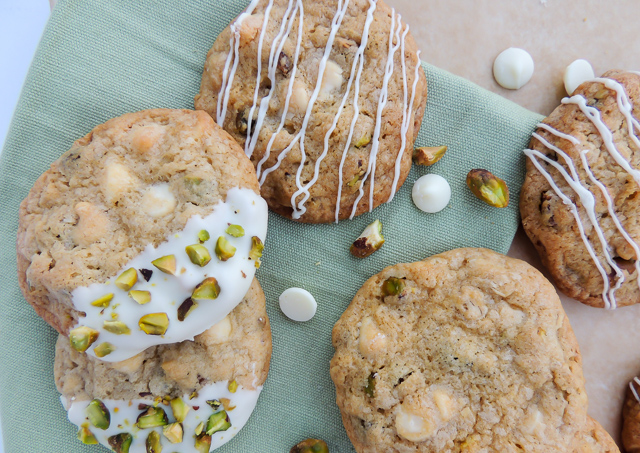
top-left (466, 169), bottom-right (510, 208)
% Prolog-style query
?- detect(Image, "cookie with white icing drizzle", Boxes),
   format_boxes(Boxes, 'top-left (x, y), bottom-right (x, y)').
top-left (520, 70), bottom-right (640, 309)
top-left (195, 0), bottom-right (427, 223)
top-left (55, 277), bottom-right (271, 452)
top-left (17, 109), bottom-right (268, 361)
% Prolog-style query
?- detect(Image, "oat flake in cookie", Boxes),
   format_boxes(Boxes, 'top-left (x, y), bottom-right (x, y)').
top-left (330, 248), bottom-right (594, 452)
top-left (55, 278), bottom-right (271, 452)
top-left (195, 0), bottom-right (428, 223)
top-left (16, 109), bottom-right (268, 361)
top-left (520, 71), bottom-right (640, 309)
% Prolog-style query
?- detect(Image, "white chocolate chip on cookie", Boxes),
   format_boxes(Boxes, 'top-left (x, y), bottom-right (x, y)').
top-left (142, 183), bottom-right (177, 218)
top-left (358, 316), bottom-right (387, 358)
top-left (103, 161), bottom-right (138, 205)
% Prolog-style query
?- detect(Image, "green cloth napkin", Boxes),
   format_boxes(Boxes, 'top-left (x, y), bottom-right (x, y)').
top-left (0, 0), bottom-right (543, 451)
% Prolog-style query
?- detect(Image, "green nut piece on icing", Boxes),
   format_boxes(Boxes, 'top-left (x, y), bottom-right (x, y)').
top-left (228, 380), bottom-right (238, 393)
top-left (115, 268), bottom-right (138, 291)
top-left (108, 433), bottom-right (132, 453)
top-left (194, 421), bottom-right (205, 436)
top-left (129, 290), bottom-right (151, 305)
top-left (77, 426), bottom-right (98, 445)
top-left (226, 224), bottom-right (245, 237)
top-left (69, 326), bottom-right (99, 352)
top-left (215, 236), bottom-right (236, 261)
top-left (195, 432), bottom-right (212, 453)
top-left (151, 255), bottom-right (177, 275)
top-left (206, 410), bottom-right (231, 435)
top-left (177, 298), bottom-right (197, 322)
top-left (136, 406), bottom-right (169, 429)
top-left (90, 293), bottom-right (114, 308)
top-left (103, 320), bottom-right (131, 335)
top-left (249, 236), bottom-right (264, 261)
top-left (290, 438), bottom-right (330, 453)
top-left (191, 277), bottom-right (220, 302)
top-left (162, 422), bottom-right (184, 444)
top-left (94, 342), bottom-right (115, 358)
top-left (86, 399), bottom-right (110, 430)
top-left (145, 430), bottom-right (161, 453)
top-left (186, 244), bottom-right (212, 267)
top-left (381, 277), bottom-right (405, 297)
top-left (198, 229), bottom-right (210, 243)
top-left (139, 313), bottom-right (169, 335)
top-left (170, 397), bottom-right (190, 423)
top-left (206, 399), bottom-right (221, 410)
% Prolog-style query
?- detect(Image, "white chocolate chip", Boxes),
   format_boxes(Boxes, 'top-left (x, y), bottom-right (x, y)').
top-left (412, 174), bottom-right (451, 213)
top-left (279, 287), bottom-right (317, 321)
top-left (521, 407), bottom-right (546, 436)
top-left (104, 162), bottom-right (137, 205)
top-left (358, 316), bottom-right (388, 358)
top-left (131, 124), bottom-right (165, 154)
top-left (493, 48), bottom-right (534, 90)
top-left (395, 403), bottom-right (435, 442)
top-left (290, 80), bottom-right (310, 113)
top-left (320, 60), bottom-right (343, 96)
top-left (433, 389), bottom-right (456, 422)
top-left (197, 316), bottom-right (232, 344)
top-left (72, 202), bottom-right (110, 247)
top-left (142, 183), bottom-right (177, 218)
top-left (109, 353), bottom-right (145, 375)
top-left (563, 59), bottom-right (595, 95)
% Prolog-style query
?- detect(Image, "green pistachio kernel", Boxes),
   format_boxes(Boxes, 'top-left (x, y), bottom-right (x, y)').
top-left (225, 224), bottom-right (245, 237)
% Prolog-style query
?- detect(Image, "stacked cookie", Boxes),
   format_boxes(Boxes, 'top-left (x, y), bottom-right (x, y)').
top-left (17, 109), bottom-right (272, 451)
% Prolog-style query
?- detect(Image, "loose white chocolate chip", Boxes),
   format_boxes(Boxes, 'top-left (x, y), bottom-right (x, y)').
top-left (395, 403), bottom-right (435, 442)
top-left (412, 174), bottom-right (451, 213)
top-left (104, 162), bottom-right (137, 205)
top-left (358, 316), bottom-right (388, 358)
top-left (142, 183), bottom-right (177, 218)
top-left (320, 60), bottom-right (344, 96)
top-left (563, 59), bottom-right (595, 95)
top-left (279, 287), bottom-right (317, 322)
top-left (493, 47), bottom-right (534, 90)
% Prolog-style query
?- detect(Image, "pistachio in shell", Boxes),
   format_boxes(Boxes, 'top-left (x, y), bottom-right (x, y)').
top-left (115, 268), bottom-right (138, 291)
top-left (226, 224), bottom-right (245, 237)
top-left (139, 313), bottom-right (169, 335)
top-left (186, 244), bottom-right (211, 267)
top-left (108, 433), bottom-right (133, 453)
top-left (191, 277), bottom-right (220, 302)
top-left (194, 432), bottom-right (212, 453)
top-left (215, 236), bottom-right (236, 261)
top-left (103, 320), bottom-right (131, 335)
top-left (413, 145), bottom-right (447, 166)
top-left (206, 410), bottom-right (231, 435)
top-left (151, 255), bottom-right (177, 275)
top-left (381, 277), bottom-right (405, 297)
top-left (90, 293), bottom-right (114, 308)
top-left (69, 326), bottom-right (99, 352)
top-left (145, 430), bottom-right (162, 453)
top-left (350, 220), bottom-right (384, 258)
top-left (86, 399), bottom-right (110, 430)
top-left (129, 290), bottom-right (151, 305)
top-left (466, 169), bottom-right (509, 208)
top-left (94, 342), bottom-right (115, 358)
top-left (290, 438), bottom-right (329, 453)
top-left (136, 406), bottom-right (169, 429)
top-left (162, 422), bottom-right (183, 444)
top-left (77, 426), bottom-right (98, 445)
top-left (170, 397), bottom-right (190, 423)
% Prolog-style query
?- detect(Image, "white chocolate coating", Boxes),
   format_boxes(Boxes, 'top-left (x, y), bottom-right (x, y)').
top-left (65, 380), bottom-right (261, 453)
top-left (563, 59), bottom-right (595, 95)
top-left (71, 188), bottom-right (268, 361)
top-left (279, 287), bottom-right (317, 322)
top-left (411, 174), bottom-right (451, 213)
top-left (493, 47), bottom-right (534, 90)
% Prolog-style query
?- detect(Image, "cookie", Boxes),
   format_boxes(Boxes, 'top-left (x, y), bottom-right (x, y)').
top-left (622, 377), bottom-right (640, 452)
top-left (195, 0), bottom-right (427, 223)
top-left (571, 417), bottom-right (619, 453)
top-left (520, 70), bottom-right (640, 309)
top-left (330, 248), bottom-right (589, 452)
top-left (17, 108), bottom-right (268, 362)
top-left (55, 278), bottom-right (271, 452)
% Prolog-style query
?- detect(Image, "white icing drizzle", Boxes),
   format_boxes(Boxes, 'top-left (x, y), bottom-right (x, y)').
top-left (631, 376), bottom-right (640, 404)
top-left (65, 381), bottom-right (261, 453)
top-left (71, 188), bottom-right (268, 362)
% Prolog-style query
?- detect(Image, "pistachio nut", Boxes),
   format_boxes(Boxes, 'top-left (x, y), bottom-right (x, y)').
top-left (346, 169), bottom-right (365, 188)
top-left (129, 290), bottom-right (151, 305)
top-left (215, 236), bottom-right (236, 261)
top-left (162, 422), bottom-right (183, 444)
top-left (191, 277), bottom-right (220, 302)
top-left (466, 169), bottom-right (509, 208)
top-left (103, 320), bottom-right (131, 335)
top-left (413, 145), bottom-right (447, 166)
top-left (206, 399), bottom-right (221, 410)
top-left (145, 430), bottom-right (162, 453)
top-left (194, 421), bottom-right (205, 436)
top-left (170, 397), bottom-right (190, 423)
top-left (177, 298), bottom-right (197, 321)
top-left (94, 342), bottom-right (115, 358)
top-left (228, 380), bottom-right (238, 393)
top-left (350, 220), bottom-right (384, 258)
top-left (226, 224), bottom-right (245, 237)
top-left (290, 438), bottom-right (329, 453)
top-left (139, 313), bottom-right (169, 335)
top-left (77, 426), bottom-right (98, 445)
top-left (186, 244), bottom-right (211, 267)
top-left (136, 406), bottom-right (168, 429)
top-left (206, 410), bottom-right (231, 435)
top-left (151, 255), bottom-right (177, 275)
top-left (364, 372), bottom-right (377, 398)
top-left (90, 293), bottom-right (114, 308)
top-left (382, 277), bottom-right (405, 297)
top-left (115, 268), bottom-right (138, 291)
top-left (198, 229), bottom-right (210, 243)
top-left (249, 236), bottom-right (264, 261)
top-left (354, 133), bottom-right (372, 148)
top-left (108, 433), bottom-right (133, 453)
top-left (194, 432), bottom-right (212, 453)
top-left (86, 399), bottom-right (110, 430)
top-left (69, 326), bottom-right (99, 352)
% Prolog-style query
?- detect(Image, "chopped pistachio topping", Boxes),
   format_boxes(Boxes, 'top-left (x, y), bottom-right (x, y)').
top-left (94, 342), bottom-right (115, 358)
top-left (194, 432), bottom-right (212, 453)
top-left (228, 380), bottom-right (238, 393)
top-left (69, 326), bottom-right (99, 352)
top-left (77, 426), bottom-right (98, 445)
top-left (194, 421), bottom-right (205, 436)
top-left (151, 255), bottom-right (177, 275)
top-left (364, 372), bottom-right (377, 398)
top-left (86, 399), bottom-right (110, 430)
top-left (129, 290), bottom-right (151, 305)
top-left (413, 145), bottom-right (448, 166)
top-left (206, 399), bottom-right (221, 410)
top-left (206, 410), bottom-right (231, 435)
top-left (466, 169), bottom-right (510, 208)
top-left (170, 397), bottom-right (190, 423)
top-left (350, 220), bottom-right (384, 258)
top-left (249, 236), bottom-right (264, 261)
top-left (145, 430), bottom-right (162, 453)
top-left (103, 320), bottom-right (131, 335)
top-left (136, 406), bottom-right (168, 429)
top-left (215, 236), bottom-right (236, 261)
top-left (290, 438), bottom-right (329, 453)
top-left (346, 169), bottom-right (366, 188)
top-left (108, 433), bottom-right (132, 453)
top-left (186, 244), bottom-right (212, 267)
top-left (177, 298), bottom-right (197, 322)
top-left (225, 224), bottom-right (245, 237)
top-left (90, 293), bottom-right (114, 308)
top-left (139, 313), bottom-right (169, 335)
top-left (191, 277), bottom-right (220, 302)
top-left (115, 268), bottom-right (138, 291)
top-left (162, 422), bottom-right (184, 444)
top-left (382, 277), bottom-right (405, 297)
top-left (198, 229), bottom-right (210, 243)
